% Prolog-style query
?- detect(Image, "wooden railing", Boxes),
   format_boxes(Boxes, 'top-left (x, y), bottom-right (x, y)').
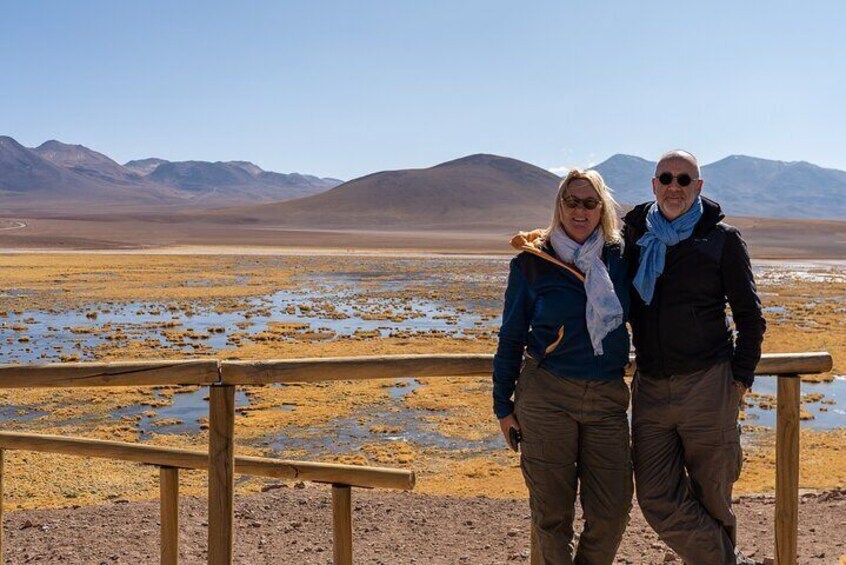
top-left (0, 351), bottom-right (834, 564)
top-left (0, 432), bottom-right (413, 564)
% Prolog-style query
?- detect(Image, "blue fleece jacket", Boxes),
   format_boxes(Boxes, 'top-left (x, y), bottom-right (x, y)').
top-left (492, 241), bottom-right (631, 419)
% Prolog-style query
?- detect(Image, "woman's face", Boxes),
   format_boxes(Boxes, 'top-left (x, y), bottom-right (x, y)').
top-left (560, 178), bottom-right (603, 244)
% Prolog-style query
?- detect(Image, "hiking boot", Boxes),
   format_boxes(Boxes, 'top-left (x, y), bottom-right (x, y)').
top-left (734, 548), bottom-right (763, 565)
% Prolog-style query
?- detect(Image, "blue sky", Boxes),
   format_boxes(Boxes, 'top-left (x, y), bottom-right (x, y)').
top-left (2, 1), bottom-right (844, 180)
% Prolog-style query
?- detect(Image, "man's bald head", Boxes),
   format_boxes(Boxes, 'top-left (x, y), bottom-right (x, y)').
top-left (655, 150), bottom-right (701, 177)
top-left (652, 149), bottom-right (704, 220)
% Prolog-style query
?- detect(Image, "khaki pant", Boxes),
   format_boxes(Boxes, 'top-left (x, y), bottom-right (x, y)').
top-left (632, 362), bottom-right (743, 565)
top-left (515, 360), bottom-right (633, 565)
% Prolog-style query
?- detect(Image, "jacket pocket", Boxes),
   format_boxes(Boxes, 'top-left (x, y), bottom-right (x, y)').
top-left (689, 305), bottom-right (706, 341)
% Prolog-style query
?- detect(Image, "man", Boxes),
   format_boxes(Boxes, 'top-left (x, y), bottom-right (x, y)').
top-left (623, 150), bottom-right (766, 564)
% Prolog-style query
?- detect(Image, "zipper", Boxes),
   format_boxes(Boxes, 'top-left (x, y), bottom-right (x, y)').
top-left (544, 326), bottom-right (565, 356)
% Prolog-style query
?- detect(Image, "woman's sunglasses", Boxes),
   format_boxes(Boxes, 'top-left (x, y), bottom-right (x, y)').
top-left (657, 172), bottom-right (694, 187)
top-left (561, 195), bottom-right (602, 210)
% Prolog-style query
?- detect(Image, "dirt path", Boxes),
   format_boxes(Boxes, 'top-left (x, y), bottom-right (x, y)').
top-left (0, 220), bottom-right (26, 231)
top-left (4, 487), bottom-right (844, 564)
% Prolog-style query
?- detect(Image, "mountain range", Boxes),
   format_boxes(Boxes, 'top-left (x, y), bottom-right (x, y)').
top-left (1, 134), bottom-right (844, 223)
top-left (0, 136), bottom-right (342, 214)
top-left (595, 154), bottom-right (846, 219)
top-left (207, 153), bottom-right (846, 229)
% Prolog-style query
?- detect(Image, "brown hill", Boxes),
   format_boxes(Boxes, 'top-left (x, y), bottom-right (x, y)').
top-left (205, 154), bottom-right (562, 230)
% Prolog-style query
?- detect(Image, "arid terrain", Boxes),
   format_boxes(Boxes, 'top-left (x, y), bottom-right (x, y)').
top-left (0, 251), bottom-right (844, 562)
top-left (4, 487), bottom-right (845, 564)
top-left (3, 214), bottom-right (846, 259)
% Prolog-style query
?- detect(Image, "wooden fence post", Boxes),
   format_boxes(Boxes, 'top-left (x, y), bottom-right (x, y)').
top-left (208, 385), bottom-right (235, 565)
top-left (775, 374), bottom-right (800, 565)
top-left (161, 466), bottom-right (179, 565)
top-left (332, 484), bottom-right (352, 565)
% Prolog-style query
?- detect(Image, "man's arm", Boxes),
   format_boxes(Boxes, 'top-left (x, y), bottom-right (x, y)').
top-left (721, 229), bottom-right (766, 388)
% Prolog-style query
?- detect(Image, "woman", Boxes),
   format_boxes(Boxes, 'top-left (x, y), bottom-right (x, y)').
top-left (493, 169), bottom-right (632, 564)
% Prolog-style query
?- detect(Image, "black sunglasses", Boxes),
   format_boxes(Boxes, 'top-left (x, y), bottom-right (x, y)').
top-left (657, 172), bottom-right (695, 187)
top-left (561, 195), bottom-right (602, 210)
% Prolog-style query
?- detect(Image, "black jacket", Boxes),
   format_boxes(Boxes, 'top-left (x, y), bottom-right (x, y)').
top-left (623, 197), bottom-right (766, 387)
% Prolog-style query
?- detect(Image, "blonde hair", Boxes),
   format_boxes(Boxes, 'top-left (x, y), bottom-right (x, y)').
top-left (546, 169), bottom-right (621, 244)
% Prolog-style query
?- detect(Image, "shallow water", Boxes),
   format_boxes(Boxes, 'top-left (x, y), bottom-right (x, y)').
top-left (0, 272), bottom-right (498, 364)
top-left (1, 259), bottom-right (843, 433)
top-left (264, 379), bottom-right (502, 455)
top-left (754, 260), bottom-right (846, 285)
top-left (112, 388), bottom-right (251, 437)
top-left (0, 404), bottom-right (49, 422)
top-left (105, 378), bottom-right (504, 451)
top-left (742, 376), bottom-right (846, 430)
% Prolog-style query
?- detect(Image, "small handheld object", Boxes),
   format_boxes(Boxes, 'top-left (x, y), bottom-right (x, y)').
top-left (508, 427), bottom-right (522, 452)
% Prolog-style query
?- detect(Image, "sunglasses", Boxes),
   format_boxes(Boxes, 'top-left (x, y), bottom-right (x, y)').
top-left (561, 195), bottom-right (602, 210)
top-left (657, 172), bottom-right (695, 187)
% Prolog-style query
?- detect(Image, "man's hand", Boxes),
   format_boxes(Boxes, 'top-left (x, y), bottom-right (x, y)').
top-left (499, 414), bottom-right (521, 450)
top-left (734, 381), bottom-right (749, 404)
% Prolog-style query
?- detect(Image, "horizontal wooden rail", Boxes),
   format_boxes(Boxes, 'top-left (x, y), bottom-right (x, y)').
top-left (0, 432), bottom-right (415, 491)
top-left (0, 352), bottom-right (830, 390)
top-left (219, 352), bottom-right (833, 385)
top-left (753, 352), bottom-right (833, 375)
top-left (0, 360), bottom-right (219, 388)
top-left (220, 354), bottom-right (494, 385)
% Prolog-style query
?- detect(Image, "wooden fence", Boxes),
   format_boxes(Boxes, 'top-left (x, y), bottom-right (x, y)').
top-left (0, 431), bottom-right (413, 564)
top-left (0, 351), bottom-right (834, 564)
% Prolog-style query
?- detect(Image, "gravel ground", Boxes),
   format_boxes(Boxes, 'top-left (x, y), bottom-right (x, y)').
top-left (3, 486), bottom-right (845, 564)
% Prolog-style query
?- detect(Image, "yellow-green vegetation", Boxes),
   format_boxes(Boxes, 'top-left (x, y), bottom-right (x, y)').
top-left (0, 253), bottom-right (843, 509)
top-left (759, 279), bottom-right (846, 380)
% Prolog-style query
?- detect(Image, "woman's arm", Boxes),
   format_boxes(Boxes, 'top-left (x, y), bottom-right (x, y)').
top-left (492, 257), bottom-right (533, 419)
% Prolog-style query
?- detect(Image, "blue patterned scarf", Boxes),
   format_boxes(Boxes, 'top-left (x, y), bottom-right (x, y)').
top-left (633, 198), bottom-right (704, 305)
top-left (549, 227), bottom-right (624, 356)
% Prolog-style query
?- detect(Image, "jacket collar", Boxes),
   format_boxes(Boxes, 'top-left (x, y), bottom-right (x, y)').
top-left (510, 229), bottom-right (586, 282)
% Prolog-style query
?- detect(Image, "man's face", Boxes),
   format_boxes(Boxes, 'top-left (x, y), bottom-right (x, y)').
top-left (652, 157), bottom-right (703, 221)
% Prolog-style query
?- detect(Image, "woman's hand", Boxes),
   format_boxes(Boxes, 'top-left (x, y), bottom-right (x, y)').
top-left (499, 413), bottom-right (521, 450)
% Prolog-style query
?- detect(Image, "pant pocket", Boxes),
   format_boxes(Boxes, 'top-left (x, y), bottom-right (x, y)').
top-left (520, 451), bottom-right (578, 523)
top-left (596, 379), bottom-right (631, 412)
top-left (579, 462), bottom-right (633, 521)
top-left (724, 426), bottom-right (743, 483)
top-left (520, 455), bottom-right (579, 564)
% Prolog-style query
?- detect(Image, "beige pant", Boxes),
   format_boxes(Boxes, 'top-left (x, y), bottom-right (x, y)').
top-left (632, 362), bottom-right (743, 565)
top-left (515, 360), bottom-right (633, 565)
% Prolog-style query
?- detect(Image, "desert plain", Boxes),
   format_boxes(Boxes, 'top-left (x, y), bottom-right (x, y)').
top-left (0, 230), bottom-right (844, 563)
